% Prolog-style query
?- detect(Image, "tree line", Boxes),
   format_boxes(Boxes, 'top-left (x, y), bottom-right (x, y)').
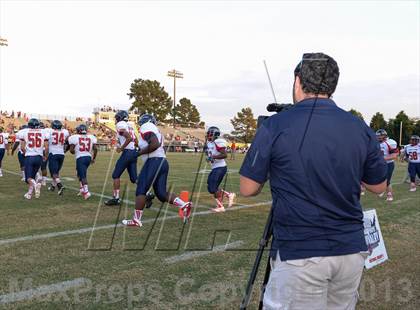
top-left (230, 107), bottom-right (420, 145)
top-left (128, 78), bottom-right (203, 128)
top-left (127, 78), bottom-right (418, 144)
top-left (349, 109), bottom-right (420, 145)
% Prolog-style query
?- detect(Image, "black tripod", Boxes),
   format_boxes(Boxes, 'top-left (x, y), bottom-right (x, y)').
top-left (240, 206), bottom-right (274, 310)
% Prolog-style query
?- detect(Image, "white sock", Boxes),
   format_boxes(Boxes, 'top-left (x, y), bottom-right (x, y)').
top-left (173, 197), bottom-right (186, 208)
top-left (134, 209), bottom-right (143, 221)
top-left (22, 171), bottom-right (25, 178)
top-left (114, 189), bottom-right (120, 199)
top-left (28, 180), bottom-right (36, 193)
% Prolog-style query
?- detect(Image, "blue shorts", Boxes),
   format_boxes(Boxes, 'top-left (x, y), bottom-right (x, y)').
top-left (207, 166), bottom-right (227, 194)
top-left (48, 154), bottom-right (65, 176)
top-left (0, 149), bottom-right (5, 163)
top-left (136, 157), bottom-right (168, 202)
top-left (41, 156), bottom-right (48, 171)
top-left (76, 156), bottom-right (91, 181)
top-left (25, 155), bottom-right (43, 182)
top-left (112, 149), bottom-right (138, 183)
top-left (386, 162), bottom-right (394, 186)
top-left (408, 162), bottom-right (420, 182)
top-left (18, 151), bottom-right (25, 168)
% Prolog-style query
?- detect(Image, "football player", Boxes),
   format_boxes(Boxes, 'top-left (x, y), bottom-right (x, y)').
top-left (0, 126), bottom-right (10, 177)
top-left (68, 124), bottom-right (98, 200)
top-left (376, 129), bottom-right (399, 201)
top-left (46, 120), bottom-right (69, 195)
top-left (205, 126), bottom-right (235, 212)
top-left (404, 135), bottom-right (420, 192)
top-left (11, 125), bottom-right (28, 181)
top-left (105, 110), bottom-right (138, 206)
top-left (18, 118), bottom-right (49, 199)
top-left (121, 114), bottom-right (192, 227)
top-left (38, 121), bottom-right (49, 186)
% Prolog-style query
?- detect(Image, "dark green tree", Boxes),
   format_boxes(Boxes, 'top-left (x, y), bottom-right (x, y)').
top-left (127, 79), bottom-right (172, 122)
top-left (413, 119), bottom-right (420, 136)
top-left (348, 109), bottom-right (364, 121)
top-left (174, 97), bottom-right (201, 127)
top-left (230, 107), bottom-right (257, 143)
top-left (387, 111), bottom-right (414, 145)
top-left (369, 112), bottom-right (387, 131)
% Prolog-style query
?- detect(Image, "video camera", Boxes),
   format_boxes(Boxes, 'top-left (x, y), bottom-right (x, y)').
top-left (257, 103), bottom-right (294, 128)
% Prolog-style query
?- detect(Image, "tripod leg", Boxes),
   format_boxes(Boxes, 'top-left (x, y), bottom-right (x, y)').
top-left (258, 252), bottom-right (272, 310)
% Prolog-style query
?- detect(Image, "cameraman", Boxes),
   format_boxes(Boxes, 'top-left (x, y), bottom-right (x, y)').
top-left (239, 53), bottom-right (387, 310)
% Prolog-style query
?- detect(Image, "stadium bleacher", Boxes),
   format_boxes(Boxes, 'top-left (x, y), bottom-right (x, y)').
top-left (0, 109), bottom-right (206, 152)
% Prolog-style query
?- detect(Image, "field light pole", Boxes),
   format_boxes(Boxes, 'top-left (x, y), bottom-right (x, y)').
top-left (167, 69), bottom-right (183, 128)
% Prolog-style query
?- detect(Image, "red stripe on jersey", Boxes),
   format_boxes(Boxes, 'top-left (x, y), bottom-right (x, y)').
top-left (385, 141), bottom-right (398, 154)
top-left (140, 131), bottom-right (154, 140)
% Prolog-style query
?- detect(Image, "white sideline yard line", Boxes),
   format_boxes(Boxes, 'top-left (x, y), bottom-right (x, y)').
top-left (2, 169), bottom-right (177, 216)
top-left (0, 200), bottom-right (272, 246)
top-left (164, 240), bottom-right (244, 264)
top-left (0, 278), bottom-right (88, 305)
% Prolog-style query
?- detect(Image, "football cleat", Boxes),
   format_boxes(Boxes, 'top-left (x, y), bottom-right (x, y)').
top-left (24, 192), bottom-right (32, 200)
top-left (122, 218), bottom-right (142, 227)
top-left (34, 183), bottom-right (42, 199)
top-left (48, 185), bottom-right (55, 192)
top-left (21, 177), bottom-right (26, 182)
top-left (409, 186), bottom-right (417, 192)
top-left (104, 198), bottom-right (121, 206)
top-left (0, 171), bottom-right (3, 177)
top-left (57, 186), bottom-right (65, 196)
top-left (386, 193), bottom-right (393, 202)
top-left (83, 192), bottom-right (91, 200)
top-left (228, 193), bottom-right (236, 208)
top-left (145, 192), bottom-right (155, 209)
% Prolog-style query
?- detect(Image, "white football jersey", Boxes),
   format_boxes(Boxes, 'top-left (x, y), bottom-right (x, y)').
top-left (138, 122), bottom-right (165, 162)
top-left (0, 132), bottom-right (9, 149)
top-left (206, 138), bottom-right (227, 169)
top-left (68, 134), bottom-right (97, 159)
top-left (379, 138), bottom-right (398, 163)
top-left (18, 128), bottom-right (49, 157)
top-left (15, 129), bottom-right (25, 153)
top-left (46, 128), bottom-right (70, 155)
top-left (405, 144), bottom-right (420, 163)
top-left (116, 121), bottom-right (136, 150)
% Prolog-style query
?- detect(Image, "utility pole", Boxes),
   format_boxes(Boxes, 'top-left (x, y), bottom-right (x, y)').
top-left (167, 69), bottom-right (183, 128)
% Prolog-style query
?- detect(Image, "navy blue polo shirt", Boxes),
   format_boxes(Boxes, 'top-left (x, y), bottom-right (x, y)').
top-left (240, 98), bottom-right (387, 261)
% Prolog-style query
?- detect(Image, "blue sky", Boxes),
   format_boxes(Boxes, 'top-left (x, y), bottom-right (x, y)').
top-left (0, 1), bottom-right (419, 132)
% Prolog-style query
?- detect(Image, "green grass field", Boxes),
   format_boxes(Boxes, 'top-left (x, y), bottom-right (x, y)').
top-left (0, 152), bottom-right (419, 309)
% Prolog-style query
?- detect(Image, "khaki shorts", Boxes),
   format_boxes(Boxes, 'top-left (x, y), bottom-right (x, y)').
top-left (263, 252), bottom-right (367, 310)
